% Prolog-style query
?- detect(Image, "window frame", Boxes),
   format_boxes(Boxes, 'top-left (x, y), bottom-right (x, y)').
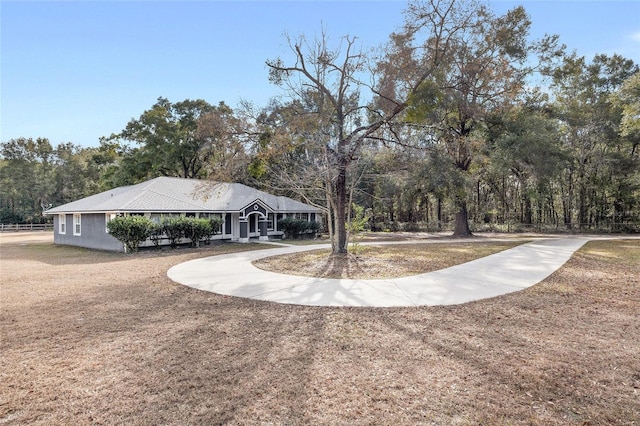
top-left (267, 213), bottom-right (275, 231)
top-left (73, 213), bottom-right (81, 236)
top-left (58, 214), bottom-right (66, 234)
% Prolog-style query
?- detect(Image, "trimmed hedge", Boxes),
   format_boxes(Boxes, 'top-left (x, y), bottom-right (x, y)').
top-left (161, 216), bottom-right (224, 248)
top-left (278, 218), bottom-right (320, 239)
top-left (108, 215), bottom-right (225, 252)
top-left (161, 217), bottom-right (188, 248)
top-left (107, 216), bottom-right (154, 253)
top-left (183, 218), bottom-right (213, 248)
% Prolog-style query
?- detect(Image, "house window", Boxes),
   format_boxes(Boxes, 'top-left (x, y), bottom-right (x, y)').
top-left (105, 213), bottom-right (117, 233)
top-left (73, 214), bottom-right (81, 236)
top-left (267, 213), bottom-right (275, 230)
top-left (58, 214), bottom-right (66, 234)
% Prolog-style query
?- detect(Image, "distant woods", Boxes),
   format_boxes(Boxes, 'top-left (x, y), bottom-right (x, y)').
top-left (2, 0), bottom-right (638, 236)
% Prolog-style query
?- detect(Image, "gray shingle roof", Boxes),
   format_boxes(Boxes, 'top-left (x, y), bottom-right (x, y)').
top-left (46, 177), bottom-right (321, 214)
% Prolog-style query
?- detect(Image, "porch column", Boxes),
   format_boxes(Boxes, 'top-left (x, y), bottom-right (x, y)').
top-left (259, 220), bottom-right (269, 241)
top-left (239, 220), bottom-right (249, 243)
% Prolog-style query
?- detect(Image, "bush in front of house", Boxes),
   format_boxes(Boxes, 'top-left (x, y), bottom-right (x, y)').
top-left (162, 216), bottom-right (224, 248)
top-left (278, 218), bottom-right (320, 239)
top-left (205, 217), bottom-right (224, 243)
top-left (183, 218), bottom-right (213, 248)
top-left (161, 217), bottom-right (189, 248)
top-left (149, 223), bottom-right (164, 250)
top-left (107, 215), bottom-right (154, 253)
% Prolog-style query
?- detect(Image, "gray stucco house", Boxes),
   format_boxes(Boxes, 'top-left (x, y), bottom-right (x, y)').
top-left (45, 177), bottom-right (322, 251)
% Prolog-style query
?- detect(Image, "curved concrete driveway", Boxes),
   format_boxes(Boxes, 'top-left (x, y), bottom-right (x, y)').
top-left (168, 237), bottom-right (597, 307)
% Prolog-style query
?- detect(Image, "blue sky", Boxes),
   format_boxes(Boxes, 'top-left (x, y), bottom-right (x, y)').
top-left (2, 1), bottom-right (639, 148)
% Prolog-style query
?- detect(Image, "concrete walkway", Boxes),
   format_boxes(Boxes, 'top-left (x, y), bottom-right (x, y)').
top-left (167, 237), bottom-right (597, 307)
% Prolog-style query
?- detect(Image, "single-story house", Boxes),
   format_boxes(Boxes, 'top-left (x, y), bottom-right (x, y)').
top-left (45, 176), bottom-right (322, 251)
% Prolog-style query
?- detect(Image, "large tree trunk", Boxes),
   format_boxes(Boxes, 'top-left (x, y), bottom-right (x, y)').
top-left (335, 163), bottom-right (348, 254)
top-left (453, 199), bottom-right (473, 237)
top-left (578, 180), bottom-right (588, 231)
top-left (325, 181), bottom-right (336, 253)
top-left (563, 170), bottom-right (574, 230)
top-left (523, 193), bottom-right (533, 225)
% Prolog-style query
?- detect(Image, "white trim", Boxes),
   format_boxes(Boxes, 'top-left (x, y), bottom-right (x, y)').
top-left (73, 214), bottom-right (81, 236)
top-left (58, 214), bottom-right (66, 234)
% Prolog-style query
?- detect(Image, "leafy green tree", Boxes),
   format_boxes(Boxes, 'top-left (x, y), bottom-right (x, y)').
top-left (401, 2), bottom-right (562, 236)
top-left (88, 139), bottom-right (143, 190)
top-left (550, 54), bottom-right (638, 229)
top-left (195, 103), bottom-right (249, 182)
top-left (51, 142), bottom-right (100, 206)
top-left (607, 71), bottom-right (640, 230)
top-left (0, 137), bottom-right (55, 222)
top-left (106, 97), bottom-right (247, 182)
top-left (612, 72), bottom-right (640, 145)
top-left (0, 138), bottom-right (108, 223)
top-left (486, 105), bottom-right (568, 227)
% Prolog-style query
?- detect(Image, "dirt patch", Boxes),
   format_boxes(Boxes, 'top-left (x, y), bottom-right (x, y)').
top-left (1, 233), bottom-right (639, 425)
top-left (253, 241), bottom-right (524, 279)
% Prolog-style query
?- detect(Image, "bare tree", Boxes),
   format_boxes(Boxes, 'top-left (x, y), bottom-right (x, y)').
top-left (264, 5), bottom-right (466, 253)
top-left (266, 32), bottom-right (391, 253)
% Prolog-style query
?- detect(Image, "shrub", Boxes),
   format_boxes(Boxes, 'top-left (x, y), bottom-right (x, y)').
top-left (307, 220), bottom-right (321, 233)
top-left (347, 203), bottom-right (370, 255)
top-left (278, 217), bottom-right (320, 239)
top-left (183, 218), bottom-right (213, 247)
top-left (149, 223), bottom-right (164, 250)
top-left (204, 217), bottom-right (224, 244)
top-left (401, 222), bottom-right (423, 232)
top-left (161, 217), bottom-right (189, 248)
top-left (107, 215), bottom-right (154, 253)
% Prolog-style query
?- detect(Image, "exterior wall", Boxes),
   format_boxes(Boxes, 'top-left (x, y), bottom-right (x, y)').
top-left (51, 209), bottom-right (321, 250)
top-left (54, 213), bottom-right (124, 252)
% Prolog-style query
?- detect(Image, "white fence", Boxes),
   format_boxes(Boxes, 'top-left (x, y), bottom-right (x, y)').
top-left (0, 223), bottom-right (54, 232)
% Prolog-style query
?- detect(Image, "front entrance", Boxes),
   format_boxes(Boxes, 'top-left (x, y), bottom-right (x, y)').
top-left (248, 213), bottom-right (260, 237)
top-left (239, 212), bottom-right (269, 243)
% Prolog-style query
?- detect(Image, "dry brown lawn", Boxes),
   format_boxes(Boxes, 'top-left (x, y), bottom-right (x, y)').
top-left (1, 232), bottom-right (639, 425)
top-left (254, 240), bottom-right (525, 279)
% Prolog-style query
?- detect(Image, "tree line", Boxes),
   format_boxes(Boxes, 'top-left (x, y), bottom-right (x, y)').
top-left (2, 0), bottom-right (638, 253)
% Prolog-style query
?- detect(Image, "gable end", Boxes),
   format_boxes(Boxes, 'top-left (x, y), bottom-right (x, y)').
top-left (240, 200), bottom-right (271, 218)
